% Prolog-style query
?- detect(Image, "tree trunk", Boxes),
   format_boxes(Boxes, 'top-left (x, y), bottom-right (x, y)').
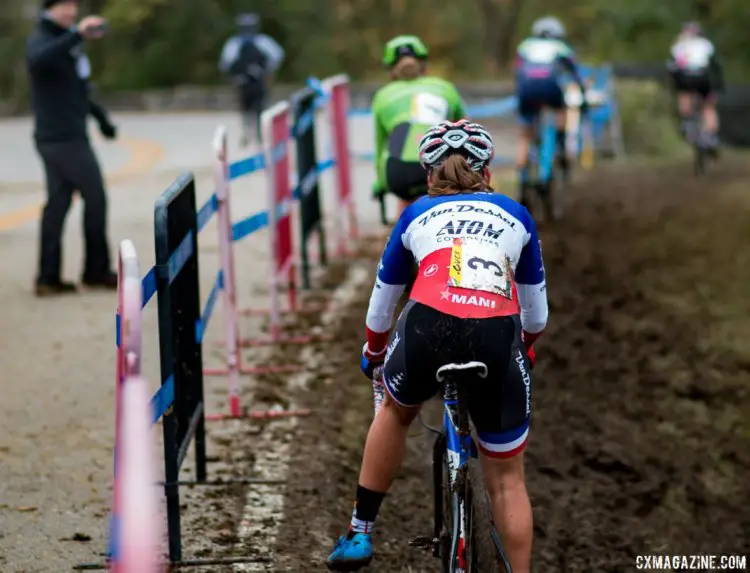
top-left (475, 0), bottom-right (525, 74)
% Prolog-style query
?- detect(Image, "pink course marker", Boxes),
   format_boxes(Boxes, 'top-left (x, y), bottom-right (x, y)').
top-left (116, 375), bottom-right (163, 573)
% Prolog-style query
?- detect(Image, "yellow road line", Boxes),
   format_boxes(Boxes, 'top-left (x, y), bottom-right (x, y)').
top-left (0, 136), bottom-right (164, 231)
top-left (0, 203), bottom-right (43, 231)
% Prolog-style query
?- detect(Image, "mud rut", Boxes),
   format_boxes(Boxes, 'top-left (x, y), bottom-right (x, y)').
top-left (200, 159), bottom-right (750, 572)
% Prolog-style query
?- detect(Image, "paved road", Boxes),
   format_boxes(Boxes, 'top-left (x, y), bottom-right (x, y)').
top-left (0, 109), bottom-right (515, 571)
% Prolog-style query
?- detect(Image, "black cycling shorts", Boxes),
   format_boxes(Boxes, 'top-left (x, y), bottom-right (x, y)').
top-left (385, 157), bottom-right (428, 202)
top-left (383, 300), bottom-right (532, 458)
top-left (672, 71), bottom-right (712, 100)
top-left (385, 123), bottom-right (428, 201)
top-left (239, 80), bottom-right (267, 112)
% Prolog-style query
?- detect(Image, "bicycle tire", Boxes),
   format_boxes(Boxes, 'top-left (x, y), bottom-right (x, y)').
top-left (466, 459), bottom-right (507, 573)
top-left (437, 437), bottom-right (452, 573)
top-left (694, 144), bottom-right (705, 177)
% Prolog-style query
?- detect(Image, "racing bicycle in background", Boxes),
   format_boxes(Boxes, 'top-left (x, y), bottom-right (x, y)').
top-left (683, 92), bottom-right (718, 176)
top-left (520, 106), bottom-right (570, 223)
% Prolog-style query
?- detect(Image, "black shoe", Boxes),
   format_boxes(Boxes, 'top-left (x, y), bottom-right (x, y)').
top-left (81, 271), bottom-right (118, 290)
top-left (35, 280), bottom-right (78, 297)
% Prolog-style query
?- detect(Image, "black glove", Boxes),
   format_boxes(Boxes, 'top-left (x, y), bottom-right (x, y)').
top-left (99, 121), bottom-right (117, 140)
top-left (372, 181), bottom-right (386, 200)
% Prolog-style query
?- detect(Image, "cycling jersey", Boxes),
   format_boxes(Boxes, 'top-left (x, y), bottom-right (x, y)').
top-left (366, 191), bottom-right (548, 458)
top-left (371, 77), bottom-right (466, 199)
top-left (669, 37), bottom-right (715, 74)
top-left (514, 37), bottom-right (582, 125)
top-left (365, 191), bottom-right (547, 353)
top-left (667, 36), bottom-right (724, 97)
top-left (515, 37), bottom-right (576, 79)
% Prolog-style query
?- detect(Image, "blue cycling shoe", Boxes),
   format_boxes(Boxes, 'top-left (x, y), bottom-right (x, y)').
top-left (326, 532), bottom-right (373, 571)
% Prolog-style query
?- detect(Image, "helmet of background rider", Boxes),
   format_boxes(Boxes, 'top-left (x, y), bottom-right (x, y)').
top-left (382, 35), bottom-right (429, 68)
top-left (236, 12), bottom-right (260, 35)
top-left (681, 21), bottom-right (703, 37)
top-left (418, 119), bottom-right (495, 173)
top-left (531, 16), bottom-right (566, 40)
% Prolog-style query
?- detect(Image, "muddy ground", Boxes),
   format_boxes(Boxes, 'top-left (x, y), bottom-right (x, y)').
top-left (197, 157), bottom-right (750, 572)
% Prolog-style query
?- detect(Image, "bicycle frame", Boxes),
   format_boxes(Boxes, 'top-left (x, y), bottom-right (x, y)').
top-left (423, 366), bottom-right (514, 573)
top-left (537, 109), bottom-right (558, 184)
top-left (684, 92), bottom-right (715, 176)
top-left (447, 378), bottom-right (474, 571)
top-left (523, 108), bottom-right (558, 188)
top-left (685, 93), bottom-right (709, 144)
top-left (431, 376), bottom-right (477, 572)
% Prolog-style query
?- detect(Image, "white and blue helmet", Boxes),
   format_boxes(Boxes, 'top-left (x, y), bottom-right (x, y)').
top-left (532, 16), bottom-right (566, 39)
top-left (418, 119), bottom-right (495, 172)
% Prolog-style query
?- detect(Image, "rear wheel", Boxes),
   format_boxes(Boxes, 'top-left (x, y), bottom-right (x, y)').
top-left (439, 445), bottom-right (452, 572)
top-left (693, 144), bottom-right (706, 176)
top-left (465, 459), bottom-right (506, 572)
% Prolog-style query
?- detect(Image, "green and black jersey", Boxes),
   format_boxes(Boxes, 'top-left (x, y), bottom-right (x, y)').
top-left (371, 76), bottom-right (466, 194)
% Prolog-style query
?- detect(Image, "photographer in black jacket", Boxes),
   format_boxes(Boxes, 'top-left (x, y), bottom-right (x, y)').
top-left (27, 0), bottom-right (118, 296)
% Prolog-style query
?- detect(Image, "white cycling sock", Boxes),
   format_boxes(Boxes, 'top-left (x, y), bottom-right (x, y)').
top-left (349, 514), bottom-right (376, 535)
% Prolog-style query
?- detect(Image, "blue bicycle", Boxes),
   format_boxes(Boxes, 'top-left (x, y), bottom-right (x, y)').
top-left (520, 107), bottom-right (571, 222)
top-left (408, 361), bottom-right (512, 573)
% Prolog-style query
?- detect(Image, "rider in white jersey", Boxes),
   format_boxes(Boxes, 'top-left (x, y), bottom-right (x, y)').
top-left (326, 119), bottom-right (547, 573)
top-left (513, 16), bottom-right (587, 202)
top-left (667, 22), bottom-right (724, 150)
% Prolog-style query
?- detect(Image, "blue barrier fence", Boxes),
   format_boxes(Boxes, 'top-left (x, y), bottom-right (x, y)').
top-left (120, 95), bottom-right (335, 429)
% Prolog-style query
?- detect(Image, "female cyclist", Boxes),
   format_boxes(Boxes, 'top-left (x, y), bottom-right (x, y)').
top-left (326, 119), bottom-right (548, 573)
top-left (371, 35), bottom-right (467, 219)
top-left (667, 22), bottom-right (724, 152)
top-left (513, 16), bottom-right (587, 204)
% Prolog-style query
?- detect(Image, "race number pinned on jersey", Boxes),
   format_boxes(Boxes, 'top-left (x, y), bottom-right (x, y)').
top-left (447, 238), bottom-right (513, 298)
top-left (411, 93), bottom-right (449, 125)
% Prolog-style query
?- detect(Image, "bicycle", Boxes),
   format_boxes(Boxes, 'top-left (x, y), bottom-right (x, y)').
top-left (404, 361), bottom-right (513, 573)
top-left (683, 94), bottom-right (718, 177)
top-left (520, 107), bottom-right (570, 223)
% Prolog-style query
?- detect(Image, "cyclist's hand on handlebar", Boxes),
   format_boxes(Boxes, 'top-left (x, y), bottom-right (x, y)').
top-left (527, 346), bottom-right (536, 369)
top-left (360, 343), bottom-right (386, 380)
top-left (521, 329), bottom-right (539, 369)
top-left (580, 97), bottom-right (590, 115)
top-left (372, 181), bottom-right (386, 200)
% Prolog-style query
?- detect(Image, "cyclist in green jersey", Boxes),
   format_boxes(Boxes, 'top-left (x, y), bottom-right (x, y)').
top-left (371, 35), bottom-right (466, 217)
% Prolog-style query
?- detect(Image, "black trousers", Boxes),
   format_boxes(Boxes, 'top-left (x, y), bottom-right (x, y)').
top-left (35, 139), bottom-right (111, 283)
top-left (239, 80), bottom-right (267, 143)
